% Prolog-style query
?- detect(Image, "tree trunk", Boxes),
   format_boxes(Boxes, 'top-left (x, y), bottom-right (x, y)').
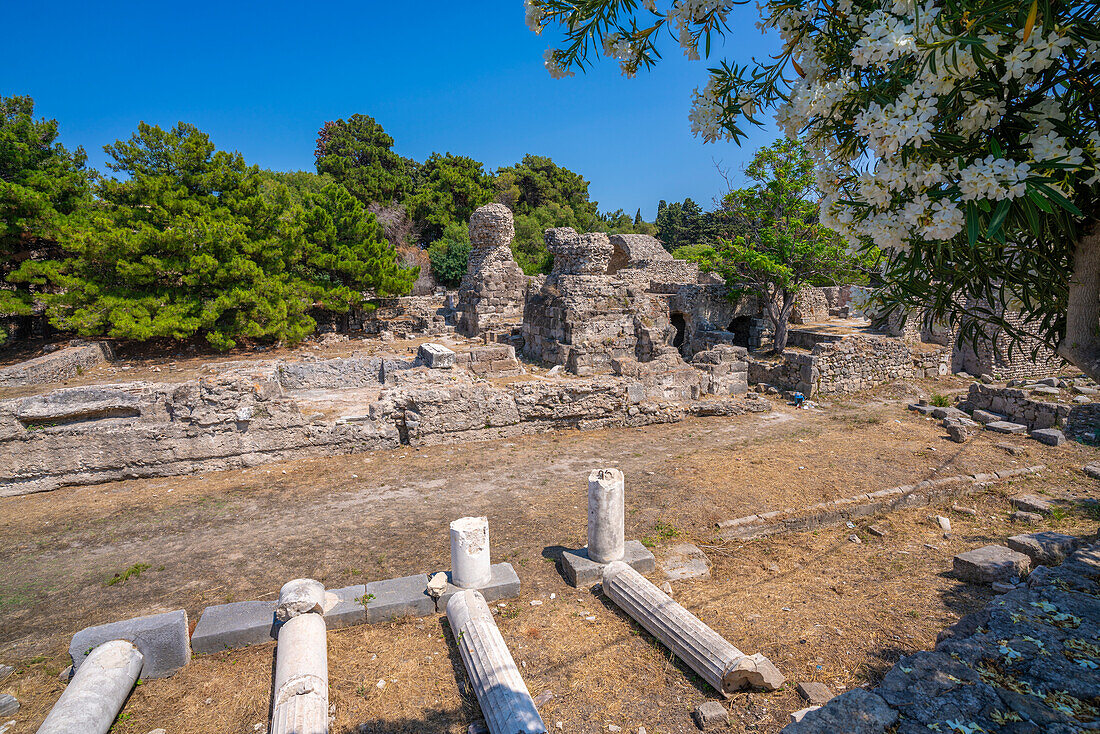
top-left (1058, 220), bottom-right (1100, 384)
top-left (772, 291), bottom-right (797, 354)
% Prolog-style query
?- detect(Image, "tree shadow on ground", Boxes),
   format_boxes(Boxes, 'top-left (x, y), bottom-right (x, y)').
top-left (335, 708), bottom-right (463, 733)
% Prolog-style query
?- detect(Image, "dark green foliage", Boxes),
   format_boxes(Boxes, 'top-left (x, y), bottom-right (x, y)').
top-left (314, 114), bottom-right (412, 205)
top-left (710, 139), bottom-right (866, 353)
top-left (656, 197), bottom-right (740, 250)
top-left (670, 243), bottom-right (719, 271)
top-left (427, 221), bottom-right (471, 286)
top-left (495, 154), bottom-right (597, 219)
top-left (406, 153), bottom-right (494, 243)
top-left (0, 95), bottom-right (92, 317)
top-left (16, 122), bottom-right (412, 350)
top-left (299, 183), bottom-right (418, 307)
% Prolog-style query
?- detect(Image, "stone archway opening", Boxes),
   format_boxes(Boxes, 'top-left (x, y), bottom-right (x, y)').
top-left (727, 316), bottom-right (752, 348)
top-left (671, 313), bottom-right (687, 350)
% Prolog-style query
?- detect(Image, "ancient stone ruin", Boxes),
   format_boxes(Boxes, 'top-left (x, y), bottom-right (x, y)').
top-left (456, 203), bottom-right (530, 338)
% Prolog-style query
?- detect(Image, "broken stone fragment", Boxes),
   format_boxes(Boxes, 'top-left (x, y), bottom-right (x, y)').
top-left (276, 579), bottom-right (325, 622)
top-left (1009, 494), bottom-right (1055, 515)
top-left (692, 701), bottom-right (728, 730)
top-left (1005, 531), bottom-right (1079, 566)
top-left (426, 572), bottom-right (448, 599)
top-left (796, 681), bottom-right (835, 705)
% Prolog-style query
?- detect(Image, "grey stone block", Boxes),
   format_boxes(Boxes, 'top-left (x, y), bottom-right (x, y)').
top-left (0, 694), bottom-right (18, 717)
top-left (70, 609), bottom-right (190, 679)
top-left (797, 681), bottom-right (835, 705)
top-left (434, 563), bottom-right (520, 612)
top-left (1006, 532), bottom-right (1079, 566)
top-left (953, 545), bottom-right (1031, 585)
top-left (418, 343), bottom-right (456, 369)
top-left (561, 539), bottom-right (656, 587)
top-left (1010, 493), bottom-right (1055, 515)
top-left (693, 700), bottom-right (728, 729)
top-left (971, 409), bottom-right (1005, 425)
top-left (1029, 428), bottom-right (1065, 446)
top-left (363, 573), bottom-right (435, 623)
top-left (191, 600), bottom-right (277, 654)
top-left (986, 421), bottom-right (1028, 434)
top-left (324, 585), bottom-right (367, 629)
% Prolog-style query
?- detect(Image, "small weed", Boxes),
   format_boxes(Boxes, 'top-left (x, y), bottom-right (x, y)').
top-left (906, 610), bottom-right (921, 619)
top-left (653, 519), bottom-right (680, 540)
top-left (930, 393), bottom-right (952, 407)
top-left (106, 563), bottom-right (151, 587)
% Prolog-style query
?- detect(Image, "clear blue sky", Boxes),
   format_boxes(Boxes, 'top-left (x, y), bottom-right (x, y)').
top-left (7, 1), bottom-right (781, 219)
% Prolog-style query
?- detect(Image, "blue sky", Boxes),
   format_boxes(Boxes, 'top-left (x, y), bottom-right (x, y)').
top-left (6, 1), bottom-right (781, 219)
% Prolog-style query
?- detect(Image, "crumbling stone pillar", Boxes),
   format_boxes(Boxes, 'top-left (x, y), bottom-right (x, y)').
top-left (36, 640), bottom-right (143, 734)
top-left (451, 516), bottom-right (492, 588)
top-left (457, 204), bottom-right (528, 337)
top-left (271, 579), bottom-right (329, 734)
top-left (446, 589), bottom-right (547, 734)
top-left (587, 468), bottom-right (625, 563)
top-left (602, 562), bottom-right (784, 694)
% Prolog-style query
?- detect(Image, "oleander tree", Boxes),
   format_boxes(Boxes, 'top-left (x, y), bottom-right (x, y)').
top-left (526, 0), bottom-right (1100, 381)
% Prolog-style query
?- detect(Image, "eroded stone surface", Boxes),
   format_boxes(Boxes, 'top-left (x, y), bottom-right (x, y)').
top-left (952, 545), bottom-right (1031, 584)
top-left (1006, 532), bottom-right (1079, 566)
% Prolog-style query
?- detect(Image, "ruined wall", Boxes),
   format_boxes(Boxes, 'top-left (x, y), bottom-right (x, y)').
top-left (457, 204), bottom-right (528, 337)
top-left (959, 308), bottom-right (1061, 380)
top-left (0, 358), bottom-right (768, 496)
top-left (0, 341), bottom-right (114, 386)
top-left (353, 294), bottom-right (455, 337)
top-left (789, 287), bottom-right (830, 324)
top-left (747, 335), bottom-right (914, 395)
top-left (963, 383), bottom-right (1098, 440)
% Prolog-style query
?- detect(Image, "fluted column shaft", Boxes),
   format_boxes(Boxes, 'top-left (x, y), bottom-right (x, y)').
top-left (37, 640), bottom-right (143, 734)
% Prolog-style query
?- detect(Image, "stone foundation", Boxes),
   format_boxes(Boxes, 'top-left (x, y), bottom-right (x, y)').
top-left (0, 341), bottom-right (114, 386)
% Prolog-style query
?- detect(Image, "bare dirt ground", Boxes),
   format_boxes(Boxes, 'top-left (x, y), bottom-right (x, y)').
top-left (0, 380), bottom-right (1097, 733)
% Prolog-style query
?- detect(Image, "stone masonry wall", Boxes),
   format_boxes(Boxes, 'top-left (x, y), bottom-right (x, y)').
top-left (748, 335), bottom-right (914, 395)
top-left (457, 204), bottom-right (528, 337)
top-left (963, 383), bottom-right (1099, 441)
top-left (0, 341), bottom-right (114, 386)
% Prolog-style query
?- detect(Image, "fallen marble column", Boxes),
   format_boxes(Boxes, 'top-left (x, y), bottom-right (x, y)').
top-left (588, 468), bottom-right (625, 563)
top-left (37, 640), bottom-right (143, 734)
top-left (446, 589), bottom-right (547, 734)
top-left (602, 562), bottom-right (784, 694)
top-left (451, 516), bottom-right (492, 588)
top-left (271, 579), bottom-right (329, 734)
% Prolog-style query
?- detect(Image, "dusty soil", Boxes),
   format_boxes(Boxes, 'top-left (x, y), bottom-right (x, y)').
top-left (0, 382), bottom-right (1097, 733)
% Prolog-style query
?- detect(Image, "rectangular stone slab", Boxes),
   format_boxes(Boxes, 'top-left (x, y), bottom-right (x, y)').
top-left (191, 600), bottom-right (277, 654)
top-left (985, 421), bottom-right (1028, 434)
top-left (953, 544), bottom-right (1031, 585)
top-left (69, 609), bottom-right (190, 679)
top-left (561, 539), bottom-right (656, 587)
top-left (363, 573), bottom-right (435, 623)
top-left (1006, 532), bottom-right (1079, 566)
top-left (434, 563), bottom-right (521, 612)
top-left (324, 585), bottom-right (367, 630)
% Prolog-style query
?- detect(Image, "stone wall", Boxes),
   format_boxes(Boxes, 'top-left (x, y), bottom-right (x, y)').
top-left (0, 361), bottom-right (768, 496)
top-left (0, 341), bottom-right (114, 386)
top-left (747, 335), bottom-right (914, 395)
top-left (789, 288), bottom-right (830, 324)
top-left (457, 204), bottom-right (528, 337)
top-left (963, 382), bottom-right (1099, 441)
top-left (354, 294), bottom-right (455, 337)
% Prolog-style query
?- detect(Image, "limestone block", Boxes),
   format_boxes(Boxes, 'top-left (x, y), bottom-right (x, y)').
top-left (971, 409), bottom-right (1005, 424)
top-left (277, 579), bottom-right (325, 622)
top-left (418, 343), bottom-right (457, 369)
top-left (191, 600), bottom-right (277, 654)
top-left (953, 545), bottom-right (1031, 584)
top-left (985, 420), bottom-right (1028, 434)
top-left (560, 539), bottom-right (656, 587)
top-left (692, 701), bottom-right (729, 729)
top-left (797, 681), bottom-right (835, 705)
top-left (1010, 493), bottom-right (1055, 515)
top-left (1029, 428), bottom-right (1065, 446)
top-left (1006, 532), bottom-right (1079, 566)
top-left (363, 574), bottom-right (435, 623)
top-left (69, 609), bottom-right (190, 680)
top-left (322, 585), bottom-right (367, 630)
